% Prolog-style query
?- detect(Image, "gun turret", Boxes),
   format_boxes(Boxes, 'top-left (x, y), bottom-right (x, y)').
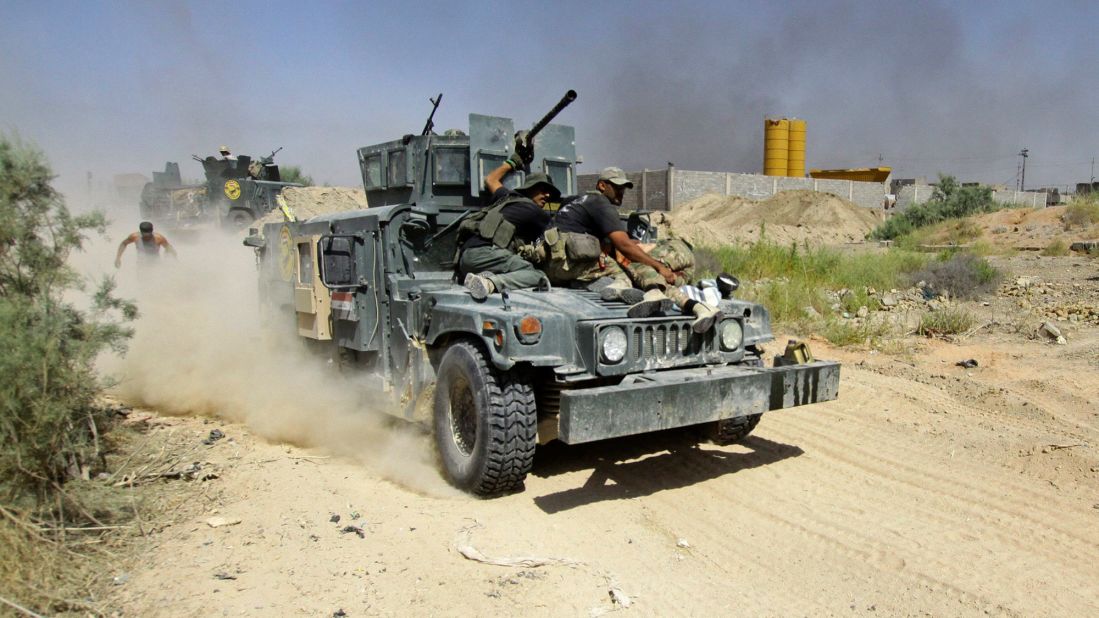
top-left (259, 146), bottom-right (284, 166)
top-left (514, 90), bottom-right (577, 171)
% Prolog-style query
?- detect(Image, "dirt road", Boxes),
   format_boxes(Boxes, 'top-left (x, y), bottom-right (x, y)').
top-left (106, 252), bottom-right (1099, 617)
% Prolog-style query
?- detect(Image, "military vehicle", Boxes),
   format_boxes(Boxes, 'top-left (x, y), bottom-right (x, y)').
top-left (138, 162), bottom-right (208, 227)
top-left (194, 148), bottom-right (301, 228)
top-left (245, 92), bottom-right (840, 496)
top-left (139, 150), bottom-right (300, 229)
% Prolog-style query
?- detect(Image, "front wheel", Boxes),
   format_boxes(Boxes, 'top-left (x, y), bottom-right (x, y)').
top-left (705, 413), bottom-right (763, 445)
top-left (227, 208), bottom-right (255, 228)
top-left (433, 341), bottom-right (537, 496)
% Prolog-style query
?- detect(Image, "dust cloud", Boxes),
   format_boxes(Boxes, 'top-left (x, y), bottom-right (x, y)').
top-left (84, 222), bottom-right (459, 498)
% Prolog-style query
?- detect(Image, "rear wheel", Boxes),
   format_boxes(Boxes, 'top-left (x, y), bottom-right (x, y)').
top-left (433, 341), bottom-right (537, 496)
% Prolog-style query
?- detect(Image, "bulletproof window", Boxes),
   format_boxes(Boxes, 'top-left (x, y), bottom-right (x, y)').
top-left (434, 147), bottom-right (469, 186)
top-left (387, 149), bottom-right (407, 186)
top-left (362, 153), bottom-right (383, 189)
top-left (478, 154), bottom-right (516, 191)
top-left (296, 242), bottom-right (313, 284)
top-left (319, 236), bottom-right (357, 287)
top-left (544, 160), bottom-right (573, 197)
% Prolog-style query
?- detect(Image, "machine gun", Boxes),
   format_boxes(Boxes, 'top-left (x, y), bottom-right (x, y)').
top-left (258, 146), bottom-right (284, 166)
top-left (422, 93), bottom-right (443, 136)
top-left (513, 89), bottom-right (577, 172)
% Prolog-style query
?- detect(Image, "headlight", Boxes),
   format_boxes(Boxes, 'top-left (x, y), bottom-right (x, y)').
top-left (599, 327), bottom-right (628, 364)
top-left (720, 320), bottom-right (743, 351)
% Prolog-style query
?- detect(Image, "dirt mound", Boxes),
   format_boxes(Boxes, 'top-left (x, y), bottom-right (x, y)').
top-left (254, 186), bottom-right (368, 228)
top-left (964, 205), bottom-right (1099, 249)
top-left (658, 190), bottom-right (882, 246)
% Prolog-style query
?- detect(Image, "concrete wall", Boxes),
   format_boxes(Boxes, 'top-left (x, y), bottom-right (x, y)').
top-left (579, 168), bottom-right (888, 211)
top-left (896, 183), bottom-right (1049, 210)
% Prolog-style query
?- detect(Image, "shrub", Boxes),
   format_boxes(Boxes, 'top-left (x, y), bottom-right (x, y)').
top-left (906, 252), bottom-right (1001, 300)
top-left (1062, 198), bottom-right (1099, 229)
top-left (0, 134), bottom-right (135, 505)
top-left (1041, 239), bottom-right (1070, 256)
top-left (820, 316), bottom-right (896, 347)
top-left (918, 307), bottom-right (977, 336)
top-left (871, 174), bottom-right (998, 240)
top-left (279, 165), bottom-right (314, 186)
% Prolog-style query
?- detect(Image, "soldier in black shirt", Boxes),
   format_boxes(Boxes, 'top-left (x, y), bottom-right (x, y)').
top-left (546, 167), bottom-right (721, 333)
top-left (458, 159), bottom-right (557, 300)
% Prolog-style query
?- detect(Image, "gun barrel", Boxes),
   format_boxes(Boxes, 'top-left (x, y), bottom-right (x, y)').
top-left (527, 90), bottom-right (577, 140)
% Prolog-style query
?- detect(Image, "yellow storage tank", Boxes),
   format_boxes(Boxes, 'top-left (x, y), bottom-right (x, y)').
top-left (764, 117), bottom-right (789, 176)
top-left (787, 118), bottom-right (806, 177)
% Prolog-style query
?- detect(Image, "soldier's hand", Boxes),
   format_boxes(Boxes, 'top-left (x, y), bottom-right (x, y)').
top-left (658, 263), bottom-right (677, 286)
top-left (512, 132), bottom-right (533, 167)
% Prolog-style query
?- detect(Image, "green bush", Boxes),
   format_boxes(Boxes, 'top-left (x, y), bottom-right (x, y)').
top-left (279, 165), bottom-right (314, 186)
top-left (872, 175), bottom-right (998, 240)
top-left (0, 134), bottom-right (135, 505)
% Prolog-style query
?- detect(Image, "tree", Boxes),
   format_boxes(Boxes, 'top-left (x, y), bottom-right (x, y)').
top-left (279, 165), bottom-right (313, 186)
top-left (0, 134), bottom-right (136, 505)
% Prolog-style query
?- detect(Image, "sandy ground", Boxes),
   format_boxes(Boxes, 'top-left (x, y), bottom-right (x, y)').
top-left (103, 252), bottom-right (1099, 617)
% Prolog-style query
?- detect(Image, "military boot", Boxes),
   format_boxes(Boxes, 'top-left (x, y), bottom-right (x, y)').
top-left (626, 288), bottom-right (668, 318)
top-left (600, 281), bottom-right (645, 305)
top-left (689, 302), bottom-right (723, 334)
top-left (664, 285), bottom-right (722, 333)
top-left (464, 273), bottom-right (495, 301)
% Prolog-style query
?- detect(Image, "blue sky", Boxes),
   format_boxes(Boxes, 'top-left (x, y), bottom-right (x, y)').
top-left (3, 0), bottom-right (1098, 204)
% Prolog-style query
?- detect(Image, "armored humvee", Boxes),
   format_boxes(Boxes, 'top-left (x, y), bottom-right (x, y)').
top-left (194, 148), bottom-right (301, 228)
top-left (246, 93), bottom-right (840, 496)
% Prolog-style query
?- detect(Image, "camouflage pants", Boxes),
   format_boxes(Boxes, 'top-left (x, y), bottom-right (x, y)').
top-left (542, 252), bottom-right (631, 287)
top-left (625, 238), bottom-right (696, 289)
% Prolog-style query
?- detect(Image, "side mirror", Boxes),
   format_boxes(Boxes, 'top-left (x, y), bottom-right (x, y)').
top-left (243, 234), bottom-right (266, 248)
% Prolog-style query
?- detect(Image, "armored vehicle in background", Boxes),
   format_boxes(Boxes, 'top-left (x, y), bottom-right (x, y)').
top-left (194, 148), bottom-right (301, 228)
top-left (138, 162), bottom-right (208, 228)
top-left (139, 150), bottom-right (300, 230)
top-left (246, 92), bottom-right (840, 496)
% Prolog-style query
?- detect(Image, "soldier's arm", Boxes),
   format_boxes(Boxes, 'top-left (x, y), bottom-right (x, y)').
top-left (483, 160), bottom-right (517, 195)
top-left (608, 231), bottom-right (676, 285)
top-left (156, 234), bottom-right (178, 258)
top-left (114, 233), bottom-right (137, 267)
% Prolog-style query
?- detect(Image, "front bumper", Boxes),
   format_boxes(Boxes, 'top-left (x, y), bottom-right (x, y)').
top-left (557, 360), bottom-right (840, 444)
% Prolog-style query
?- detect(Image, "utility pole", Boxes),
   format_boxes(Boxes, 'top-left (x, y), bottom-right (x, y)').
top-left (1018, 148), bottom-right (1029, 191)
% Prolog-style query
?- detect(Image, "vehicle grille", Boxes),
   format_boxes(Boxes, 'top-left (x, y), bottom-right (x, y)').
top-left (629, 321), bottom-right (703, 362)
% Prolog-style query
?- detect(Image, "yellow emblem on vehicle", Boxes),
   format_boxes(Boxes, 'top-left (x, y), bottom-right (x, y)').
top-left (278, 225), bottom-right (294, 281)
top-left (224, 179), bottom-right (241, 200)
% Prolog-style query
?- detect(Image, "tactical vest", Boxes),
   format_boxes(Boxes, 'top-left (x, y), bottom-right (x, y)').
top-left (457, 196), bottom-right (527, 251)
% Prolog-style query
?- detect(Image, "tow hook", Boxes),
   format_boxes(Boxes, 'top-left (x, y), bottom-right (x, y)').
top-left (775, 339), bottom-right (814, 366)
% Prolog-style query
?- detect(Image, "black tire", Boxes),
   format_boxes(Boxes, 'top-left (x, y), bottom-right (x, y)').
top-left (707, 413), bottom-right (763, 446)
top-left (227, 208), bottom-right (255, 228)
top-left (433, 341), bottom-right (537, 496)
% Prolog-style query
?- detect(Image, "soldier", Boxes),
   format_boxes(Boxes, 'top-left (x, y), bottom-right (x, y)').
top-left (114, 221), bottom-right (177, 268)
top-left (458, 158), bottom-right (557, 300)
top-left (546, 167), bottom-right (721, 333)
top-left (218, 145), bottom-right (236, 161)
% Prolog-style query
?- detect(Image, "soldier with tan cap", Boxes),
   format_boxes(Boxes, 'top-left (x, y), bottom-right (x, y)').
top-left (544, 166), bottom-right (721, 333)
top-left (217, 145), bottom-right (236, 161)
